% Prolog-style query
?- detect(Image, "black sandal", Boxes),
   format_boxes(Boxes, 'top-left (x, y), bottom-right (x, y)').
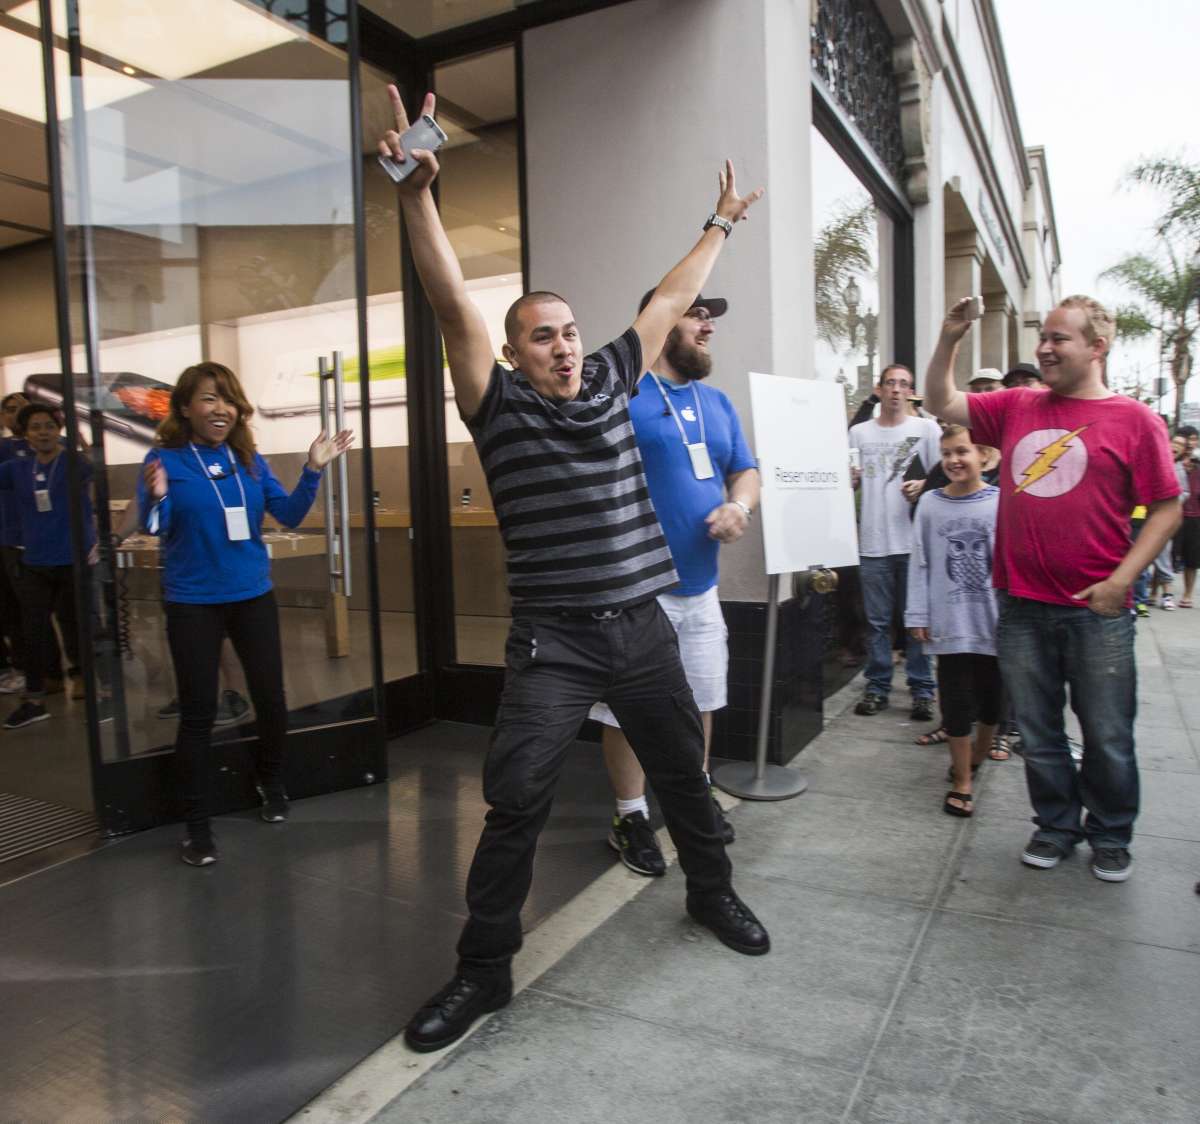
top-left (915, 726), bottom-right (948, 746)
top-left (942, 790), bottom-right (974, 817)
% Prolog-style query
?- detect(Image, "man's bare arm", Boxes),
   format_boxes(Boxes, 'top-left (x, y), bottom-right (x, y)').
top-left (633, 160), bottom-right (763, 365)
top-left (922, 297), bottom-right (975, 426)
top-left (379, 89), bottom-right (494, 419)
top-left (1073, 497), bottom-right (1183, 616)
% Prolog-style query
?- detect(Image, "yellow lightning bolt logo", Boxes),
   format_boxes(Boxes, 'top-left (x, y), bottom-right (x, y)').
top-left (1014, 425), bottom-right (1089, 494)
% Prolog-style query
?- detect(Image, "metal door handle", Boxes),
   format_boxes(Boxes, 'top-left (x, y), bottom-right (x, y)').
top-left (332, 350), bottom-right (351, 598)
top-left (318, 352), bottom-right (351, 597)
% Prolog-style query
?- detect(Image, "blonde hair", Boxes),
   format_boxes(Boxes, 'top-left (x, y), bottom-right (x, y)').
top-left (1057, 294), bottom-right (1117, 353)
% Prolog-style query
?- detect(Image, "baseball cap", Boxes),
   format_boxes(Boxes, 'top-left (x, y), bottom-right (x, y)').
top-left (968, 368), bottom-right (1004, 390)
top-left (1002, 362), bottom-right (1041, 387)
top-left (638, 289), bottom-right (728, 317)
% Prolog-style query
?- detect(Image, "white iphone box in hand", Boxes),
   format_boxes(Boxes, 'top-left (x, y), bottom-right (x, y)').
top-left (378, 115), bottom-right (449, 183)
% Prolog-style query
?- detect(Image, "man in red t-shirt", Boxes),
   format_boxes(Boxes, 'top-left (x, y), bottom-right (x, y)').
top-left (924, 295), bottom-right (1180, 883)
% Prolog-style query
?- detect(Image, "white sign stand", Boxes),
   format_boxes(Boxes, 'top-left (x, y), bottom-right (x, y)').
top-left (714, 374), bottom-right (860, 802)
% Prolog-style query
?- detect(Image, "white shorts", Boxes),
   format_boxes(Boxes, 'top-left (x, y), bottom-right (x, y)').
top-left (590, 586), bottom-right (729, 728)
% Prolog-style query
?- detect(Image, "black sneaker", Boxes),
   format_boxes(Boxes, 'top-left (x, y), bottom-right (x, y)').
top-left (1092, 847), bottom-right (1132, 882)
top-left (1021, 838), bottom-right (1068, 869)
top-left (256, 782), bottom-right (289, 823)
top-left (180, 837), bottom-right (218, 866)
top-left (854, 692), bottom-right (887, 716)
top-left (910, 697), bottom-right (935, 722)
top-left (608, 811), bottom-right (666, 876)
top-left (404, 973), bottom-right (513, 1053)
top-left (3, 700), bottom-right (49, 729)
top-left (686, 889), bottom-right (770, 955)
top-left (214, 689), bottom-right (250, 727)
top-left (710, 789), bottom-right (735, 845)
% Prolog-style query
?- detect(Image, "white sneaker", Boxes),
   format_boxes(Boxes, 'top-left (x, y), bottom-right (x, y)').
top-left (1161, 594), bottom-right (1176, 611)
top-left (0, 670), bottom-right (24, 694)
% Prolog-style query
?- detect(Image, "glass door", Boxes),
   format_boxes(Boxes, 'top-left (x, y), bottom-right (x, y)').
top-left (32, 0), bottom-right (393, 830)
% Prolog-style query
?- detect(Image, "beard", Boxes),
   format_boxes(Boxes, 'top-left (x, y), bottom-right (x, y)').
top-left (663, 328), bottom-right (712, 380)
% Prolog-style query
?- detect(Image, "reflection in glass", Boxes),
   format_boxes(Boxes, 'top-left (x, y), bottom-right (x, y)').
top-left (810, 128), bottom-right (892, 415)
top-left (362, 0), bottom-right (515, 38)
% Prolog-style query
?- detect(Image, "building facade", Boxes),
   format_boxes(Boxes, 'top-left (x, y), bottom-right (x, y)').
top-left (0, 0), bottom-right (1059, 858)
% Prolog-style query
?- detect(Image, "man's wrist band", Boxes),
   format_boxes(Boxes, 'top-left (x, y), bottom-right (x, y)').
top-left (704, 213), bottom-right (733, 238)
top-left (731, 499), bottom-right (752, 519)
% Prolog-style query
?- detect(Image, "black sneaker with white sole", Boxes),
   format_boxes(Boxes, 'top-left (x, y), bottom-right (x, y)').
top-left (608, 810), bottom-right (666, 876)
top-left (256, 783), bottom-right (289, 823)
top-left (1021, 837), bottom-right (1069, 869)
top-left (180, 836), bottom-right (218, 866)
top-left (1091, 847), bottom-right (1132, 882)
top-left (3, 700), bottom-right (49, 729)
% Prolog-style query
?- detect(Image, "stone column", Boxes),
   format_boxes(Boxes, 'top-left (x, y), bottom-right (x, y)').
top-left (944, 231), bottom-right (984, 387)
top-left (980, 292), bottom-right (1012, 372)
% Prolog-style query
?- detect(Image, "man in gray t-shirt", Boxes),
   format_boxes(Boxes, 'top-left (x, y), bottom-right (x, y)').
top-left (848, 364), bottom-right (940, 719)
top-left (380, 87), bottom-right (770, 1054)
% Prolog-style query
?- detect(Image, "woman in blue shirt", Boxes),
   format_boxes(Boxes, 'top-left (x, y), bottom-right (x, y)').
top-left (139, 361), bottom-right (352, 867)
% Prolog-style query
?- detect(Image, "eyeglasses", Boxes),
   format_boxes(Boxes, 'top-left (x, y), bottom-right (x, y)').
top-left (684, 308), bottom-right (713, 322)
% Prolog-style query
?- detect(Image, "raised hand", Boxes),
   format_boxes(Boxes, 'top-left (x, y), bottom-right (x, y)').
top-left (307, 429), bottom-right (355, 472)
top-left (144, 456), bottom-right (167, 501)
top-left (714, 160), bottom-right (765, 226)
top-left (941, 296), bottom-right (979, 343)
top-left (378, 87), bottom-right (440, 192)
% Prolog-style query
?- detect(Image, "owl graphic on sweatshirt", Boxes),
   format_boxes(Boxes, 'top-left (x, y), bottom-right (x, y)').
top-left (938, 516), bottom-right (992, 600)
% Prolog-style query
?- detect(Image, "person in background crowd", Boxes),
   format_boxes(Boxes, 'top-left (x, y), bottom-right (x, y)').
top-left (0, 403), bottom-right (94, 728)
top-left (139, 362), bottom-right (352, 867)
top-left (1002, 362), bottom-right (1042, 389)
top-left (1178, 435), bottom-right (1200, 608)
top-left (967, 369), bottom-right (1004, 393)
top-left (925, 294), bottom-right (1180, 883)
top-left (380, 88), bottom-right (770, 1055)
top-left (1149, 433), bottom-right (1189, 610)
top-left (1177, 424), bottom-right (1198, 462)
top-left (849, 364), bottom-right (941, 720)
top-left (591, 289), bottom-right (759, 876)
top-left (906, 424), bottom-right (1003, 816)
top-left (0, 392), bottom-right (30, 695)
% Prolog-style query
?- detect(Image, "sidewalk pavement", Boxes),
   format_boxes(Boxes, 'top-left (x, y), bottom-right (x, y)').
top-left (301, 608), bottom-right (1200, 1124)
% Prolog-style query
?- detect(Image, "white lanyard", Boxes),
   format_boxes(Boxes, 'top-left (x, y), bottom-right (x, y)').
top-left (649, 373), bottom-right (715, 480)
top-left (33, 453), bottom-right (61, 512)
top-left (651, 372), bottom-right (707, 446)
top-left (189, 443), bottom-right (250, 540)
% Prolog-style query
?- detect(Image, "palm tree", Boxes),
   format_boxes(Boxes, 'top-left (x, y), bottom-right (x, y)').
top-left (1126, 157), bottom-right (1200, 245)
top-left (813, 201), bottom-right (875, 349)
top-left (1101, 251), bottom-right (1197, 427)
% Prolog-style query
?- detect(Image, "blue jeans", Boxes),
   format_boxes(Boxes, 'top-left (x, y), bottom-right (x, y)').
top-left (859, 553), bottom-right (935, 700)
top-left (996, 593), bottom-right (1138, 851)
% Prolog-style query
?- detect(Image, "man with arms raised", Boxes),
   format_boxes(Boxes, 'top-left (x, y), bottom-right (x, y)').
top-left (379, 90), bottom-right (770, 1053)
top-left (924, 296), bottom-right (1180, 882)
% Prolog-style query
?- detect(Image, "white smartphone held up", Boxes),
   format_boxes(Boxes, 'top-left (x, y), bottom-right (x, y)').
top-left (963, 294), bottom-right (984, 321)
top-left (848, 448), bottom-right (862, 472)
top-left (378, 114), bottom-right (449, 183)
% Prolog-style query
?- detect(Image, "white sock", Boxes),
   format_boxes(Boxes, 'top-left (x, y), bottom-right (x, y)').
top-left (616, 795), bottom-right (649, 820)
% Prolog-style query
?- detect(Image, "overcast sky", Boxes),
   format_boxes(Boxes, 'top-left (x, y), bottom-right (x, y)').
top-left (993, 0), bottom-right (1199, 402)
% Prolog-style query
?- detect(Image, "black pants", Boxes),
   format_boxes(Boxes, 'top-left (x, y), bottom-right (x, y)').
top-left (936, 652), bottom-right (1003, 738)
top-left (456, 599), bottom-right (732, 977)
top-left (165, 592), bottom-right (288, 833)
top-left (19, 562), bottom-right (80, 694)
top-left (0, 545), bottom-right (24, 671)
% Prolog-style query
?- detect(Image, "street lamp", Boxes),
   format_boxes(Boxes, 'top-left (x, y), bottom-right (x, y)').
top-left (843, 278), bottom-right (862, 347)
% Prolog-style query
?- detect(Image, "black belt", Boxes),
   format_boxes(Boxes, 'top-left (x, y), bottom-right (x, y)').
top-left (514, 601), bottom-right (649, 621)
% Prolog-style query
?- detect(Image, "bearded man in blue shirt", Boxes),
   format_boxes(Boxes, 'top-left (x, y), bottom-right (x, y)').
top-left (591, 290), bottom-right (760, 876)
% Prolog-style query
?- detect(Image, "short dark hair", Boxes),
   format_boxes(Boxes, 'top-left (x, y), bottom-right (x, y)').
top-left (1, 393), bottom-right (27, 411)
top-left (877, 363), bottom-right (914, 388)
top-left (1178, 425), bottom-right (1199, 439)
top-left (16, 403), bottom-right (58, 431)
top-left (503, 290), bottom-right (571, 346)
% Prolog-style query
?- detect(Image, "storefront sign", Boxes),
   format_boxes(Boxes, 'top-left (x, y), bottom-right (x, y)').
top-left (749, 372), bottom-right (860, 574)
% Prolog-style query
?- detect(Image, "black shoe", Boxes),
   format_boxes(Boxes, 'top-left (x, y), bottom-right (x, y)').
top-left (404, 974), bottom-right (513, 1053)
top-left (180, 836), bottom-right (218, 866)
top-left (1021, 837), bottom-right (1068, 869)
top-left (710, 789), bottom-right (735, 845)
top-left (256, 782), bottom-right (289, 823)
top-left (3, 700), bottom-right (49, 729)
top-left (910, 697), bottom-right (935, 722)
top-left (686, 890), bottom-right (770, 955)
top-left (608, 811), bottom-right (666, 877)
top-left (1091, 847), bottom-right (1132, 882)
top-left (854, 692), bottom-right (887, 716)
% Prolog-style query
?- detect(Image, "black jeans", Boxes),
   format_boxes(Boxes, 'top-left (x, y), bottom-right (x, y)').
top-left (456, 599), bottom-right (732, 978)
top-left (165, 592), bottom-right (288, 834)
top-left (19, 562), bottom-right (80, 694)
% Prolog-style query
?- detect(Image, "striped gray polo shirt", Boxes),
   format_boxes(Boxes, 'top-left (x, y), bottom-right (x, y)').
top-left (466, 327), bottom-right (678, 612)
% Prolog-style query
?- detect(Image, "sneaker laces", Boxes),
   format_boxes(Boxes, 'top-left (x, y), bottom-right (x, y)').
top-left (622, 812), bottom-right (656, 851)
